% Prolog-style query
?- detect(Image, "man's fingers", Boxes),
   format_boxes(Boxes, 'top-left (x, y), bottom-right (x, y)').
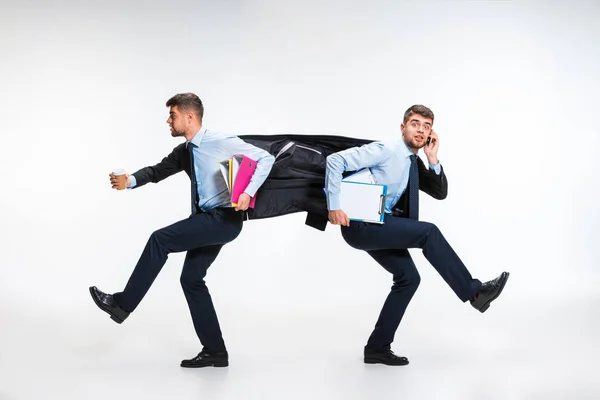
top-left (235, 200), bottom-right (249, 211)
top-left (328, 210), bottom-right (346, 226)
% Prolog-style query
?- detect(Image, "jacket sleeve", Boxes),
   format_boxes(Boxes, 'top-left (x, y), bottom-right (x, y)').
top-left (418, 158), bottom-right (448, 200)
top-left (131, 144), bottom-right (185, 189)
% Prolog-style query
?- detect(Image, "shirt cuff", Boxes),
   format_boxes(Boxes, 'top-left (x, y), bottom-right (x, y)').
top-left (127, 174), bottom-right (137, 189)
top-left (243, 184), bottom-right (258, 198)
top-left (429, 163), bottom-right (441, 175)
top-left (327, 194), bottom-right (341, 210)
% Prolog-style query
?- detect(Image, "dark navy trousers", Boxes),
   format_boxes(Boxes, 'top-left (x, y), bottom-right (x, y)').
top-left (113, 207), bottom-right (243, 352)
top-left (341, 214), bottom-right (482, 351)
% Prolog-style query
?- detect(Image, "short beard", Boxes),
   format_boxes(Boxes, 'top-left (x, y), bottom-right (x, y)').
top-left (411, 139), bottom-right (426, 150)
top-left (403, 136), bottom-right (425, 152)
top-left (171, 129), bottom-right (185, 137)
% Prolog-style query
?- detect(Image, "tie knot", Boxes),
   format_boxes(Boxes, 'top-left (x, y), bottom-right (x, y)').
top-left (410, 154), bottom-right (417, 162)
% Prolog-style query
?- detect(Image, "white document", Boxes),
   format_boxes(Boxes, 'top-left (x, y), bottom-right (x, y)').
top-left (218, 160), bottom-right (231, 192)
top-left (339, 181), bottom-right (387, 224)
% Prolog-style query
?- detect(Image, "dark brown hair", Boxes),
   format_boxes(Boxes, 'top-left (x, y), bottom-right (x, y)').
top-left (403, 104), bottom-right (434, 124)
top-left (166, 93), bottom-right (204, 120)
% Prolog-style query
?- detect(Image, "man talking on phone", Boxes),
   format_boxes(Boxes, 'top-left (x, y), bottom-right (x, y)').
top-left (325, 105), bottom-right (509, 366)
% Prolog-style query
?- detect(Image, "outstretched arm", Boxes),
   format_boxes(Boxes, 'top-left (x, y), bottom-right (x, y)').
top-left (129, 144), bottom-right (186, 189)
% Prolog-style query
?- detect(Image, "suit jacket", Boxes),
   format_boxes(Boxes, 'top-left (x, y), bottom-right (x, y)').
top-left (239, 134), bottom-right (448, 230)
top-left (390, 156), bottom-right (448, 217)
top-left (129, 135), bottom-right (447, 231)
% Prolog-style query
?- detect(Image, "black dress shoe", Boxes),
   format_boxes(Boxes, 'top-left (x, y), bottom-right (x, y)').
top-left (364, 348), bottom-right (409, 366)
top-left (470, 271), bottom-right (510, 313)
top-left (181, 349), bottom-right (229, 368)
top-left (89, 286), bottom-right (130, 324)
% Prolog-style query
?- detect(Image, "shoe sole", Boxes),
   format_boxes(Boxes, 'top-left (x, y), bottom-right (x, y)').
top-left (89, 287), bottom-right (125, 324)
top-left (479, 272), bottom-right (510, 313)
top-left (180, 361), bottom-right (229, 368)
top-left (364, 358), bottom-right (409, 366)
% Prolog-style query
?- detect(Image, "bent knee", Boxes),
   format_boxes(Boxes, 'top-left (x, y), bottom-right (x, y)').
top-left (408, 272), bottom-right (421, 289)
top-left (180, 272), bottom-right (206, 288)
top-left (421, 221), bottom-right (439, 234)
top-left (149, 229), bottom-right (168, 244)
top-left (341, 226), bottom-right (368, 250)
top-left (394, 271), bottom-right (421, 290)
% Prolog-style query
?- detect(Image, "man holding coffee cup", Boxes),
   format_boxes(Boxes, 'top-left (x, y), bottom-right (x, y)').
top-left (90, 93), bottom-right (275, 368)
top-left (110, 168), bottom-right (128, 190)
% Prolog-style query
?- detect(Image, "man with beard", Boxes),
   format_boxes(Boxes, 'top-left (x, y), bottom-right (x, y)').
top-left (325, 105), bottom-right (509, 366)
top-left (89, 92), bottom-right (274, 368)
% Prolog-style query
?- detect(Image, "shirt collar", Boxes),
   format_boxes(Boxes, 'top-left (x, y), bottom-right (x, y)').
top-left (399, 139), bottom-right (416, 159)
top-left (187, 127), bottom-right (207, 148)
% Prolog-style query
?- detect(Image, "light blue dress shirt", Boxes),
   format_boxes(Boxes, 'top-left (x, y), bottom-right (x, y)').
top-left (130, 128), bottom-right (275, 211)
top-left (325, 140), bottom-right (441, 214)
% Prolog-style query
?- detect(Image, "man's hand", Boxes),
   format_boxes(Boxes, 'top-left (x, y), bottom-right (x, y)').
top-left (235, 193), bottom-right (252, 211)
top-left (424, 130), bottom-right (439, 165)
top-left (109, 173), bottom-right (130, 190)
top-left (329, 209), bottom-right (350, 226)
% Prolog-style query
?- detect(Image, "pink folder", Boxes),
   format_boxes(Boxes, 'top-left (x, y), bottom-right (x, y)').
top-left (231, 154), bottom-right (258, 208)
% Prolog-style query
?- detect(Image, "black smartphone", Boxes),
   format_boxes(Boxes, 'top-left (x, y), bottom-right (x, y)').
top-left (426, 137), bottom-right (431, 146)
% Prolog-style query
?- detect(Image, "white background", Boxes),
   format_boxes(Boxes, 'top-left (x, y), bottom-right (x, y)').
top-left (1, 1), bottom-right (599, 399)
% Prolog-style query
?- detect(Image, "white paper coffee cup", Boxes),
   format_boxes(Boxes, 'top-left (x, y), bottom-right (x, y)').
top-left (112, 168), bottom-right (127, 190)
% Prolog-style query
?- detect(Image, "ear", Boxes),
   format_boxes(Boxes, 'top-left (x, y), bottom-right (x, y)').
top-left (400, 123), bottom-right (405, 135)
